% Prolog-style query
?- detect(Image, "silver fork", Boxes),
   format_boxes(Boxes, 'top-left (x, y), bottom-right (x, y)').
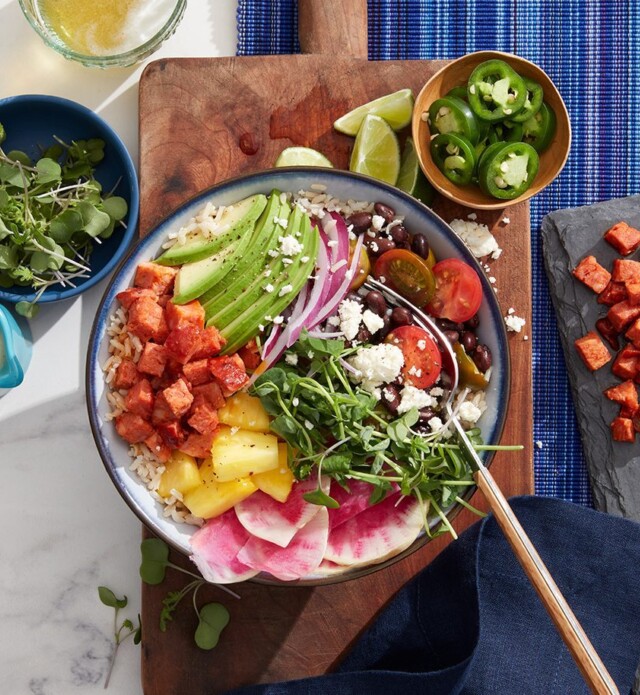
top-left (365, 279), bottom-right (619, 695)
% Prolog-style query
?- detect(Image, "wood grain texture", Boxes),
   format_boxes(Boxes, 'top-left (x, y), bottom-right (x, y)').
top-left (298, 0), bottom-right (368, 58)
top-left (138, 56), bottom-right (533, 695)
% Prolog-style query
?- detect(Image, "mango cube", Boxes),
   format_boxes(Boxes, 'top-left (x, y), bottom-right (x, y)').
top-left (210, 426), bottom-right (279, 482)
top-left (158, 452), bottom-right (201, 498)
top-left (183, 476), bottom-right (257, 519)
top-left (251, 443), bottom-right (294, 503)
top-left (217, 392), bottom-right (270, 432)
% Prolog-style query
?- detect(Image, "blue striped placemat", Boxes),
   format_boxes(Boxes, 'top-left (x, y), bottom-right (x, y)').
top-left (237, 0), bottom-right (640, 506)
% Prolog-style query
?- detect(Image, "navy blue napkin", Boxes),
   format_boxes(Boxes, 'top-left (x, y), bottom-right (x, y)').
top-left (227, 496), bottom-right (640, 694)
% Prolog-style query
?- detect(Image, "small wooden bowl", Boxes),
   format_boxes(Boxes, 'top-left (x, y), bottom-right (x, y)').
top-left (412, 51), bottom-right (571, 210)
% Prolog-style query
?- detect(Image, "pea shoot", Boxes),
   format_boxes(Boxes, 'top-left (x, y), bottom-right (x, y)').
top-left (0, 123), bottom-right (128, 317)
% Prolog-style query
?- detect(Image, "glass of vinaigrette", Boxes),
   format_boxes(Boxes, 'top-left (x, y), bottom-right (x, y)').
top-left (19, 0), bottom-right (186, 68)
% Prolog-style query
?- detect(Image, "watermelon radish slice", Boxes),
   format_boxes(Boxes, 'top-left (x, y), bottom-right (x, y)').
top-left (324, 493), bottom-right (424, 567)
top-left (237, 507), bottom-right (329, 581)
top-left (189, 509), bottom-right (259, 584)
top-left (327, 479), bottom-right (398, 530)
top-left (235, 476), bottom-right (330, 548)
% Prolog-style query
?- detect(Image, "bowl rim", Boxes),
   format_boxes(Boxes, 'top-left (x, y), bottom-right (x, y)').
top-left (86, 166), bottom-right (511, 585)
top-left (18, 0), bottom-right (187, 67)
top-left (0, 93), bottom-right (139, 303)
top-left (412, 49), bottom-right (572, 211)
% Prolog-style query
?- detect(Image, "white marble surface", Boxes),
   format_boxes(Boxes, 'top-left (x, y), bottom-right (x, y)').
top-left (0, 2), bottom-right (237, 692)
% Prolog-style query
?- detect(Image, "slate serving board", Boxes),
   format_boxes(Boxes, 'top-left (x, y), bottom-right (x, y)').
top-left (542, 195), bottom-right (640, 519)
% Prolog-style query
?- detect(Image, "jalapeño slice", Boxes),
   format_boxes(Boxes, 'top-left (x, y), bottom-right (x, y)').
top-left (427, 96), bottom-right (480, 144)
top-left (446, 85), bottom-right (469, 101)
top-left (510, 78), bottom-right (544, 123)
top-left (467, 59), bottom-right (527, 122)
top-left (522, 102), bottom-right (557, 152)
top-left (430, 133), bottom-right (476, 185)
top-left (478, 141), bottom-right (540, 199)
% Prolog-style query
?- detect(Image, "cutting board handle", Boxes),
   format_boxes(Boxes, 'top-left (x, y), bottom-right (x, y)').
top-left (298, 0), bottom-right (368, 59)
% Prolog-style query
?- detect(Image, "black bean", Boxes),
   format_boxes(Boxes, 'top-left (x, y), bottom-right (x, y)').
top-left (473, 344), bottom-right (492, 373)
top-left (381, 383), bottom-right (400, 415)
top-left (365, 290), bottom-right (387, 316)
top-left (374, 237), bottom-right (396, 255)
top-left (390, 307), bottom-right (412, 327)
top-left (411, 234), bottom-right (430, 259)
top-left (465, 313), bottom-right (480, 329)
top-left (356, 326), bottom-right (371, 343)
top-left (374, 202), bottom-right (396, 223)
top-left (443, 330), bottom-right (459, 344)
top-left (346, 212), bottom-right (372, 234)
top-left (389, 224), bottom-right (409, 245)
top-left (418, 407), bottom-right (437, 423)
top-left (363, 235), bottom-right (382, 255)
top-left (460, 330), bottom-right (478, 353)
top-left (346, 291), bottom-right (364, 304)
top-left (436, 318), bottom-right (464, 332)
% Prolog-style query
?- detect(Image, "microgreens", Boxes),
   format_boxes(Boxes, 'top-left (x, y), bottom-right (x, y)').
top-left (0, 124), bottom-right (128, 316)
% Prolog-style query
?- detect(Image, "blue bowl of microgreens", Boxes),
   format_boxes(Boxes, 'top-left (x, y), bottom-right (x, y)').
top-left (0, 94), bottom-right (138, 317)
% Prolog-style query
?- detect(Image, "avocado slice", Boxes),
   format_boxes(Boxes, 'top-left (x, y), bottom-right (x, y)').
top-left (202, 199), bottom-right (292, 321)
top-left (219, 212), bottom-right (319, 355)
top-left (156, 193), bottom-right (267, 266)
top-left (199, 191), bottom-right (283, 307)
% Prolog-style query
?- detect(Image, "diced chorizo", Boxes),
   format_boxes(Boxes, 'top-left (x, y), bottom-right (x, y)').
top-left (238, 339), bottom-right (261, 370)
top-left (626, 318), bottom-right (640, 348)
top-left (610, 417), bottom-right (635, 443)
top-left (607, 300), bottom-right (640, 332)
top-left (116, 287), bottom-right (157, 310)
top-left (144, 431), bottom-right (172, 463)
top-left (597, 281), bottom-right (627, 306)
top-left (134, 262), bottom-right (178, 295)
top-left (165, 300), bottom-right (205, 330)
top-left (124, 378), bottom-right (155, 418)
top-left (188, 400), bottom-right (219, 435)
top-left (164, 323), bottom-right (202, 364)
top-left (179, 430), bottom-right (216, 459)
top-left (612, 346), bottom-right (640, 380)
top-left (626, 282), bottom-right (640, 306)
top-left (161, 378), bottom-right (194, 418)
top-left (191, 381), bottom-right (226, 409)
top-left (191, 326), bottom-right (226, 360)
top-left (183, 359), bottom-right (211, 386)
top-left (604, 221), bottom-right (640, 256)
top-left (604, 380), bottom-right (639, 410)
top-left (115, 412), bottom-right (154, 444)
top-left (595, 317), bottom-right (620, 351)
top-left (127, 296), bottom-right (165, 342)
top-left (572, 256), bottom-right (611, 294)
top-left (152, 393), bottom-right (177, 425)
top-left (574, 332), bottom-right (611, 372)
top-left (137, 343), bottom-right (168, 377)
top-left (209, 354), bottom-right (249, 396)
top-left (611, 259), bottom-right (640, 284)
top-left (113, 359), bottom-right (138, 389)
top-left (157, 420), bottom-right (187, 449)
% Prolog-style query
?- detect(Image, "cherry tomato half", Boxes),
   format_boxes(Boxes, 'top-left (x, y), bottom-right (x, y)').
top-left (385, 325), bottom-right (442, 389)
top-left (373, 249), bottom-right (436, 307)
top-left (348, 240), bottom-right (371, 290)
top-left (426, 258), bottom-right (483, 323)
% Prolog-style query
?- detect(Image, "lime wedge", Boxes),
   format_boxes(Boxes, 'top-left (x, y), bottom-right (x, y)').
top-left (397, 137), bottom-right (436, 206)
top-left (275, 146), bottom-right (333, 168)
top-left (334, 89), bottom-right (415, 136)
top-left (349, 114), bottom-right (400, 185)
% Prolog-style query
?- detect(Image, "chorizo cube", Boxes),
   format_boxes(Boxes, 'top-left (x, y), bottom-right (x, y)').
top-left (604, 222), bottom-right (640, 256)
top-left (127, 296), bottom-right (165, 342)
top-left (161, 378), bottom-right (194, 418)
top-left (611, 417), bottom-right (635, 443)
top-left (179, 430), bottom-right (217, 459)
top-left (607, 300), bottom-right (640, 332)
top-left (611, 259), bottom-right (640, 284)
top-left (188, 400), bottom-right (219, 435)
top-left (574, 332), bottom-right (611, 372)
top-left (626, 282), bottom-right (640, 306)
top-left (115, 412), bottom-right (154, 444)
top-left (239, 340), bottom-right (261, 370)
top-left (116, 287), bottom-right (157, 310)
top-left (572, 256), bottom-right (611, 294)
top-left (604, 380), bottom-right (639, 411)
top-left (124, 378), bottom-right (155, 418)
top-left (612, 346), bottom-right (640, 380)
top-left (157, 420), bottom-right (187, 449)
top-left (134, 262), bottom-right (178, 295)
top-left (143, 431), bottom-right (172, 463)
top-left (209, 354), bottom-right (249, 396)
top-left (626, 318), bottom-right (640, 348)
top-left (113, 359), bottom-right (138, 389)
top-left (164, 324), bottom-right (202, 365)
top-left (183, 359), bottom-right (211, 386)
top-left (165, 300), bottom-right (205, 330)
top-left (191, 326), bottom-right (226, 360)
top-left (137, 343), bottom-right (168, 377)
top-left (595, 317), bottom-right (620, 351)
top-left (597, 281), bottom-right (627, 306)
top-left (191, 381), bottom-right (226, 409)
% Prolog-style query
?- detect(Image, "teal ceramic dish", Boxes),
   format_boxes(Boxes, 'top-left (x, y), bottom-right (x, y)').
top-left (0, 304), bottom-right (32, 395)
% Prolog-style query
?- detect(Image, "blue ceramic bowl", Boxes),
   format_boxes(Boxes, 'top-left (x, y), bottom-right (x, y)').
top-left (0, 95), bottom-right (138, 304)
top-left (86, 168), bottom-right (510, 584)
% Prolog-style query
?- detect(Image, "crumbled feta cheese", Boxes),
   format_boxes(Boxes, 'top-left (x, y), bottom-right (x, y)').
top-left (467, 212), bottom-right (478, 221)
top-left (264, 283), bottom-right (274, 293)
top-left (417, 339), bottom-right (426, 350)
top-left (301, 256), bottom-right (309, 263)
top-left (502, 216), bottom-right (510, 225)
top-left (535, 440), bottom-right (543, 449)
top-left (292, 397), bottom-right (300, 406)
top-left (508, 307), bottom-right (515, 315)
top-left (428, 416), bottom-right (444, 432)
top-left (264, 269), bottom-right (272, 277)
top-left (307, 351), bottom-right (314, 359)
top-left (282, 258), bottom-right (294, 265)
top-left (327, 239), bottom-right (338, 248)
top-left (258, 324), bottom-right (265, 332)
top-left (327, 315), bottom-right (341, 327)
top-left (304, 420), bottom-right (314, 430)
top-left (264, 315), bottom-right (272, 322)
top-left (275, 217), bottom-right (289, 229)
top-left (458, 401), bottom-right (482, 424)
top-left (279, 235), bottom-right (303, 255)
top-left (285, 353), bottom-right (298, 366)
top-left (450, 218), bottom-right (502, 259)
top-left (362, 309), bottom-right (385, 334)
top-left (348, 344), bottom-right (405, 393)
top-left (338, 299), bottom-right (363, 341)
top-left (273, 315), bottom-right (284, 325)
top-left (382, 387), bottom-right (396, 402)
top-left (504, 314), bottom-right (526, 332)
top-left (369, 241), bottom-right (379, 253)
top-left (371, 214), bottom-right (385, 231)
top-left (524, 335), bottom-right (529, 341)
top-left (397, 385), bottom-right (436, 414)
top-left (279, 284), bottom-right (293, 297)
top-left (489, 276), bottom-right (496, 284)
top-left (268, 249), bottom-right (279, 258)
top-left (429, 387), bottom-right (444, 397)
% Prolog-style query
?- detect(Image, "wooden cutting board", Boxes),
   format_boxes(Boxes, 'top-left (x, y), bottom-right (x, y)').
top-left (138, 2), bottom-right (533, 692)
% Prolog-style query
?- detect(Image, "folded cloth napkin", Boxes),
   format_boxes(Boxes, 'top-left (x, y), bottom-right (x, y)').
top-left (226, 496), bottom-right (640, 694)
